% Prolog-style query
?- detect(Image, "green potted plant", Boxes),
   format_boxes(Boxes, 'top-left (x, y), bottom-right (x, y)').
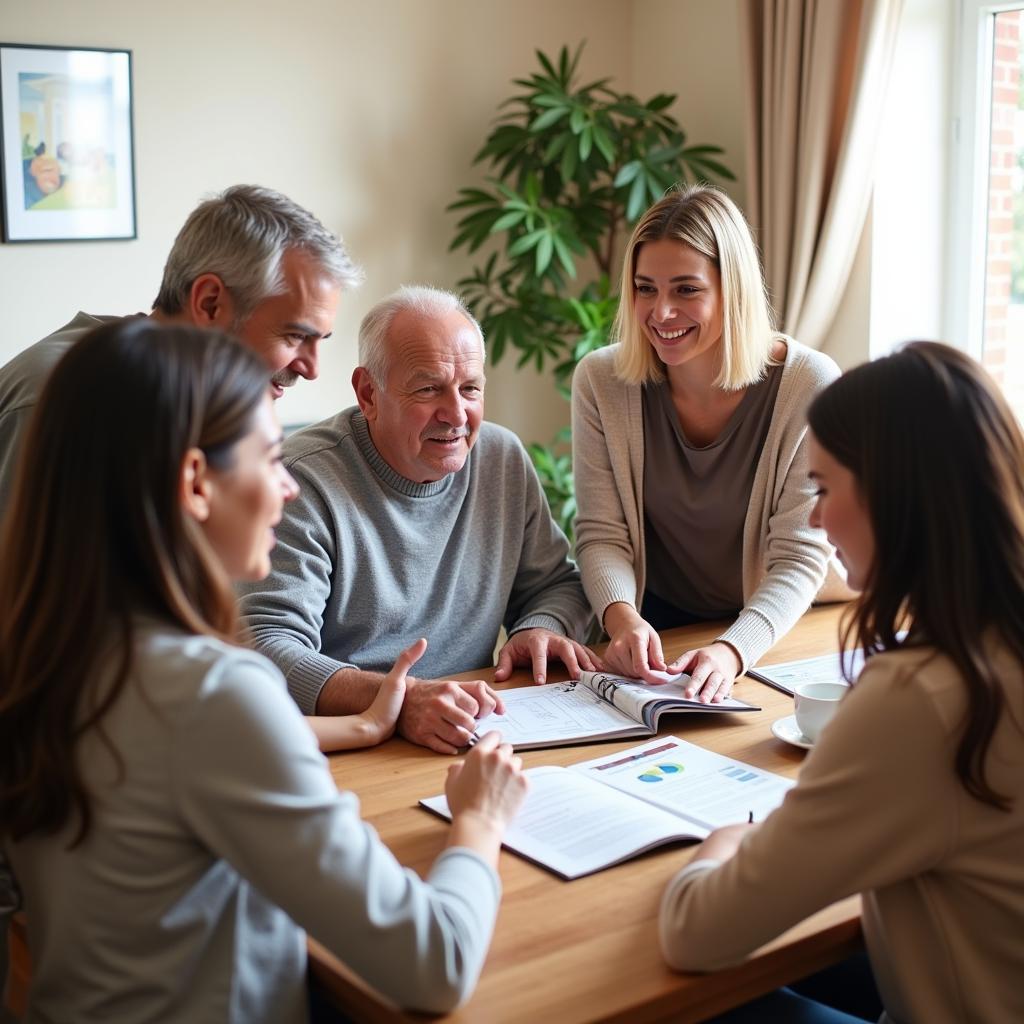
top-left (448, 44), bottom-right (734, 539)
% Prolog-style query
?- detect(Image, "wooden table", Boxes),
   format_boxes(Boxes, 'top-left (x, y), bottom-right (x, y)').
top-left (309, 604), bottom-right (862, 1023)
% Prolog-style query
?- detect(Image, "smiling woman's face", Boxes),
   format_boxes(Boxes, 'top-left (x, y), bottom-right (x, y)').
top-left (199, 394), bottom-right (299, 581)
top-left (633, 238), bottom-right (724, 372)
top-left (807, 432), bottom-right (876, 591)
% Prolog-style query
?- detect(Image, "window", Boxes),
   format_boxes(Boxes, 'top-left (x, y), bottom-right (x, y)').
top-left (951, 1), bottom-right (1024, 418)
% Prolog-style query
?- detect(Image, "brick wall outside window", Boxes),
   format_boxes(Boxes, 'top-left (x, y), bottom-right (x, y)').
top-left (983, 8), bottom-right (1024, 418)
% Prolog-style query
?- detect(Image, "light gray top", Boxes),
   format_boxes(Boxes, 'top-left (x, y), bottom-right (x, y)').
top-left (660, 640), bottom-right (1024, 1024)
top-left (0, 312), bottom-right (117, 517)
top-left (642, 363), bottom-right (783, 618)
top-left (571, 339), bottom-right (853, 672)
top-left (0, 624), bottom-right (500, 1022)
top-left (238, 408), bottom-right (592, 714)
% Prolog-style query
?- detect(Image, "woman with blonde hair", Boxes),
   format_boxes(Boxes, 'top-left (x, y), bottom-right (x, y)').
top-left (0, 319), bottom-right (527, 1022)
top-left (572, 184), bottom-right (845, 698)
top-left (659, 342), bottom-right (1024, 1022)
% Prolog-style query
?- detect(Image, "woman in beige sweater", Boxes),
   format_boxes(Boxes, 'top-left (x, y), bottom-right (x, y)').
top-left (660, 343), bottom-right (1024, 1023)
top-left (572, 185), bottom-right (845, 700)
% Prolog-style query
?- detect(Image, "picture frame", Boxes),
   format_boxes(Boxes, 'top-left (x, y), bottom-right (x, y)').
top-left (0, 43), bottom-right (136, 243)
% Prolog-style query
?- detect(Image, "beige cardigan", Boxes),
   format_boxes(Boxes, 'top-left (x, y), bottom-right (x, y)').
top-left (660, 640), bottom-right (1024, 1023)
top-left (571, 340), bottom-right (850, 671)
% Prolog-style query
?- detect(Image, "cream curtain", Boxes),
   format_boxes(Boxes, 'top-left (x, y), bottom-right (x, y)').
top-left (741, 0), bottom-right (903, 349)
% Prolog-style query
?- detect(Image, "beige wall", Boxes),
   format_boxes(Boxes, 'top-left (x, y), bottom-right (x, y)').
top-left (0, 0), bottom-right (631, 439)
top-left (630, 0), bottom-right (749, 210)
top-left (628, 0), bottom-right (885, 373)
top-left (1, 0), bottom-right (944, 436)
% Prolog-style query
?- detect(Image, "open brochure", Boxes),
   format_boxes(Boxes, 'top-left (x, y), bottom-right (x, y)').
top-left (471, 669), bottom-right (759, 750)
top-left (422, 736), bottom-right (793, 879)
top-left (748, 650), bottom-right (864, 696)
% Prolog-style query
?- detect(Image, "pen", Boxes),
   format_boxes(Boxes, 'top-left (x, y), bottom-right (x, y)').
top-left (748, 811), bottom-right (754, 824)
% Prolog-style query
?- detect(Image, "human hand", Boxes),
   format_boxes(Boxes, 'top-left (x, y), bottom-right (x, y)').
top-left (601, 602), bottom-right (669, 683)
top-left (445, 731), bottom-right (528, 835)
top-left (668, 642), bottom-right (741, 703)
top-left (493, 627), bottom-right (601, 685)
top-left (358, 637), bottom-right (426, 745)
top-left (397, 676), bottom-right (504, 755)
top-left (691, 821), bottom-right (756, 864)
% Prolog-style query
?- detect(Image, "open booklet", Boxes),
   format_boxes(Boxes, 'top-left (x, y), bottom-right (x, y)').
top-left (471, 669), bottom-right (759, 750)
top-left (748, 650), bottom-right (864, 696)
top-left (421, 735), bottom-right (793, 879)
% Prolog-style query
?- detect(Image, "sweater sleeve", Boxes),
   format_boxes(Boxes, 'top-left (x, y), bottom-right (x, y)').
top-left (659, 657), bottom-right (956, 971)
top-left (716, 353), bottom-right (839, 671)
top-left (237, 460), bottom-right (353, 714)
top-left (571, 354), bottom-right (641, 623)
top-left (503, 436), bottom-right (592, 641)
top-left (173, 654), bottom-right (501, 1014)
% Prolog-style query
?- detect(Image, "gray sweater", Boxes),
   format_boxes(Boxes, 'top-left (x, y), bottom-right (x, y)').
top-left (0, 624), bottom-right (500, 1022)
top-left (239, 408), bottom-right (591, 713)
top-left (0, 312), bottom-right (117, 516)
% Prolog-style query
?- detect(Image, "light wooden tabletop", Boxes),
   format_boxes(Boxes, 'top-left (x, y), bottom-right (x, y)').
top-left (309, 603), bottom-right (863, 1023)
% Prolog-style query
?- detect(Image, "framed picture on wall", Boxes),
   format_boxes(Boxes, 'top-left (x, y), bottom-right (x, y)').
top-left (0, 43), bottom-right (136, 242)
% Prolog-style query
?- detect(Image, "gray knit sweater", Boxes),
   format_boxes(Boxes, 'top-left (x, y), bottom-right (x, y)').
top-left (238, 408), bottom-right (591, 713)
top-left (1, 624), bottom-right (500, 1022)
top-left (0, 312), bottom-right (116, 516)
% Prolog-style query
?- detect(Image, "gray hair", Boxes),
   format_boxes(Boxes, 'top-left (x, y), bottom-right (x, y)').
top-left (358, 285), bottom-right (485, 386)
top-left (152, 184), bottom-right (363, 318)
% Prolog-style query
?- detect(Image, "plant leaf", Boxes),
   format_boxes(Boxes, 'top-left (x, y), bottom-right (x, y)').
top-left (592, 124), bottom-right (615, 165)
top-left (560, 142), bottom-right (578, 183)
top-left (626, 172), bottom-right (648, 221)
top-left (535, 49), bottom-right (558, 79)
top-left (508, 228), bottom-right (546, 257)
top-left (490, 209), bottom-right (527, 232)
top-left (531, 106), bottom-right (570, 132)
top-left (535, 232), bottom-right (554, 275)
top-left (552, 234), bottom-right (577, 278)
top-left (613, 160), bottom-right (641, 187)
top-left (646, 93), bottom-right (676, 111)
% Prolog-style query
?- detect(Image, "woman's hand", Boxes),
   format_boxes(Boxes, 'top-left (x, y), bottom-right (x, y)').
top-left (359, 637), bottom-right (427, 744)
top-left (445, 732), bottom-right (528, 860)
top-left (601, 602), bottom-right (669, 683)
top-left (668, 642), bottom-right (741, 703)
top-left (689, 821), bottom-right (756, 864)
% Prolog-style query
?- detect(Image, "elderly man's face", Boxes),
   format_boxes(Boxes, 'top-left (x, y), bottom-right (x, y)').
top-left (358, 308), bottom-right (485, 483)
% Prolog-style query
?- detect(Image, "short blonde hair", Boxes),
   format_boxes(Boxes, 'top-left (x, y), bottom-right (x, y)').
top-left (613, 184), bottom-right (777, 389)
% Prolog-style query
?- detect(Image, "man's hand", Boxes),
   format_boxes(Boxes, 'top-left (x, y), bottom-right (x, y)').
top-left (668, 642), bottom-right (742, 703)
top-left (493, 627), bottom-right (601, 685)
top-left (397, 677), bottom-right (505, 755)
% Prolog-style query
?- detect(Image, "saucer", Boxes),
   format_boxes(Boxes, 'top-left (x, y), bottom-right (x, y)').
top-left (771, 714), bottom-right (814, 750)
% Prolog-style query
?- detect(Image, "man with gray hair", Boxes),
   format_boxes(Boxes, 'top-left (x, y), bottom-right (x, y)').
top-left (0, 184), bottom-right (359, 512)
top-left (238, 285), bottom-right (597, 754)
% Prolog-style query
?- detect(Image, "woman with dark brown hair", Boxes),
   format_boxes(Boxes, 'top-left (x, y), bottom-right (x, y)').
top-left (659, 342), bottom-right (1024, 1023)
top-left (0, 319), bottom-right (527, 1023)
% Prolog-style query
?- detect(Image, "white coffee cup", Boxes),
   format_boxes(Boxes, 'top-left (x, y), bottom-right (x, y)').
top-left (793, 682), bottom-right (849, 743)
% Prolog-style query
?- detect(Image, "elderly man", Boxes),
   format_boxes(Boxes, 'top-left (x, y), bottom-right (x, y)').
top-left (239, 285), bottom-right (596, 754)
top-left (0, 184), bottom-right (359, 512)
